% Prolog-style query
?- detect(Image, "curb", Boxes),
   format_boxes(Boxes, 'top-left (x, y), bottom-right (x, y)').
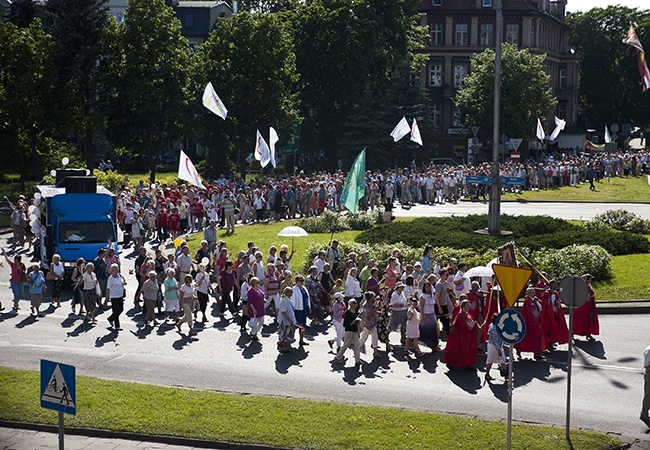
top-left (0, 420), bottom-right (291, 450)
top-left (589, 302), bottom-right (650, 315)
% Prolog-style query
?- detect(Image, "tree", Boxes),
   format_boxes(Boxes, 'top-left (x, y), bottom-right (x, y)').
top-left (102, 0), bottom-right (192, 183)
top-left (0, 21), bottom-right (56, 185)
top-left (567, 6), bottom-right (650, 130)
top-left (43, 0), bottom-right (110, 169)
top-left (195, 11), bottom-right (300, 177)
top-left (455, 43), bottom-right (557, 143)
top-left (6, 0), bottom-right (39, 28)
top-left (294, 0), bottom-right (427, 169)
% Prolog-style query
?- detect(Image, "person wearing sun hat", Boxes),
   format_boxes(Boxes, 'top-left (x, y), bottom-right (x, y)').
top-left (388, 281), bottom-right (409, 346)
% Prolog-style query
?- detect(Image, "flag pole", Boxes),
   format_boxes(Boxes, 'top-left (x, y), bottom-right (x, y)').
top-left (488, 0), bottom-right (503, 235)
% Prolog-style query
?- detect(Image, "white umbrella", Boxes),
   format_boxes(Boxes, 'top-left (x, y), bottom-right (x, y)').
top-left (277, 226), bottom-right (309, 252)
top-left (465, 266), bottom-right (494, 278)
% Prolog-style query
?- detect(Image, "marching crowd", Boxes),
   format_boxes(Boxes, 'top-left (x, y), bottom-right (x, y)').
top-left (2, 233), bottom-right (601, 378)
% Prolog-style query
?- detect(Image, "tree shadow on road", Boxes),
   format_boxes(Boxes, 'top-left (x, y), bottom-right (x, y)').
top-left (274, 346), bottom-right (308, 374)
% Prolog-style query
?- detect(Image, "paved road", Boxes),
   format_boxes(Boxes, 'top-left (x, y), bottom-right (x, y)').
top-left (0, 296), bottom-right (648, 446)
top-left (392, 201), bottom-right (650, 220)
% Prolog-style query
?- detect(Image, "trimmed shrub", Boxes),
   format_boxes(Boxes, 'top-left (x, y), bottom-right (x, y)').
top-left (355, 214), bottom-right (649, 256)
top-left (297, 208), bottom-right (385, 234)
top-left (584, 209), bottom-right (650, 235)
top-left (93, 169), bottom-right (129, 194)
top-left (531, 245), bottom-right (612, 281)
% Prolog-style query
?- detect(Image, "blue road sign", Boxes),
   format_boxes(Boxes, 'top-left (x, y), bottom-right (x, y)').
top-left (495, 308), bottom-right (527, 345)
top-left (41, 360), bottom-right (76, 415)
top-left (464, 176), bottom-right (525, 186)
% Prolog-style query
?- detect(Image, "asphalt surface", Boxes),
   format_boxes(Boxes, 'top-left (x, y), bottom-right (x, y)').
top-left (2, 204), bottom-right (650, 448)
top-left (392, 200), bottom-right (650, 220)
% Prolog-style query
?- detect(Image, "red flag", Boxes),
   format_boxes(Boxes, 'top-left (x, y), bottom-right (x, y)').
top-left (623, 25), bottom-right (650, 92)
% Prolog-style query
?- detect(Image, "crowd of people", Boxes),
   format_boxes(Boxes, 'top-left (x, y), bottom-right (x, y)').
top-left (1, 235), bottom-right (602, 378)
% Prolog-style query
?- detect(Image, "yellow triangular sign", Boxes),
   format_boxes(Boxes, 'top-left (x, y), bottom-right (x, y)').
top-left (492, 264), bottom-right (533, 307)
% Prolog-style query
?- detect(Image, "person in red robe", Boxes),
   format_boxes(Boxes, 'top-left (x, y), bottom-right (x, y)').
top-left (573, 274), bottom-right (599, 342)
top-left (443, 297), bottom-right (480, 370)
top-left (482, 284), bottom-right (502, 342)
top-left (541, 280), bottom-right (569, 351)
top-left (515, 287), bottom-right (544, 360)
top-left (535, 273), bottom-right (549, 299)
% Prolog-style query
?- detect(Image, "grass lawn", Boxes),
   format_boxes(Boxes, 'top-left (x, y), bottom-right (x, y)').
top-left (501, 175), bottom-right (649, 202)
top-left (186, 220), bottom-right (362, 273)
top-left (0, 367), bottom-right (619, 450)
top-left (593, 253), bottom-right (650, 301)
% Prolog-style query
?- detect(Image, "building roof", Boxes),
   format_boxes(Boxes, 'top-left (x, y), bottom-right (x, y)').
top-left (177, 0), bottom-right (230, 8)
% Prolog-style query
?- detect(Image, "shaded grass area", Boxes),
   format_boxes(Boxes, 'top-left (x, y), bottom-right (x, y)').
top-left (0, 367), bottom-right (619, 450)
top-left (501, 175), bottom-right (649, 203)
top-left (593, 253), bottom-right (650, 301)
top-left (186, 219), bottom-right (361, 274)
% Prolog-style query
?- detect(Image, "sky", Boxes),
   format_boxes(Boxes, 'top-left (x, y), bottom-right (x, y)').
top-left (567, 0), bottom-right (648, 13)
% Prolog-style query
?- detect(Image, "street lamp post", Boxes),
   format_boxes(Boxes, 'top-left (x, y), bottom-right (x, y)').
top-left (488, 0), bottom-right (503, 235)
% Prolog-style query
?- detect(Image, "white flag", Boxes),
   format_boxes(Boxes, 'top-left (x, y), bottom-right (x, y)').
top-left (178, 150), bottom-right (205, 189)
top-left (605, 124), bottom-right (612, 143)
top-left (410, 118), bottom-right (423, 146)
top-left (202, 82), bottom-right (228, 119)
top-left (549, 116), bottom-right (566, 141)
top-left (269, 127), bottom-right (279, 168)
top-left (536, 118), bottom-right (546, 141)
top-left (390, 116), bottom-right (411, 142)
top-left (254, 130), bottom-right (271, 168)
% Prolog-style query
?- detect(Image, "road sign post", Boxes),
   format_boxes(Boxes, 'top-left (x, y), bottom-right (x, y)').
top-left (558, 275), bottom-right (589, 443)
top-left (495, 308), bottom-right (527, 450)
top-left (41, 360), bottom-right (76, 450)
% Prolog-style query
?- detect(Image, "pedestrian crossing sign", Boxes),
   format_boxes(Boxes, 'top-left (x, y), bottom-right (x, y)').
top-left (492, 264), bottom-right (533, 307)
top-left (40, 360), bottom-right (76, 415)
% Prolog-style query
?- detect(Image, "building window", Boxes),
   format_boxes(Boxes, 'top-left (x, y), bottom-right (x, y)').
top-left (432, 0), bottom-right (441, 5)
top-left (506, 24), bottom-right (519, 45)
top-left (185, 14), bottom-right (194, 27)
top-left (453, 64), bottom-right (467, 88)
top-left (480, 24), bottom-right (493, 47)
top-left (455, 23), bottom-right (468, 47)
top-left (482, 0), bottom-right (492, 6)
top-left (557, 101), bottom-right (566, 120)
top-left (116, 13), bottom-right (124, 23)
top-left (453, 105), bottom-right (462, 127)
top-left (530, 23), bottom-right (536, 47)
top-left (429, 64), bottom-right (442, 87)
top-left (432, 104), bottom-right (441, 128)
top-left (430, 23), bottom-right (443, 46)
top-left (559, 68), bottom-right (567, 89)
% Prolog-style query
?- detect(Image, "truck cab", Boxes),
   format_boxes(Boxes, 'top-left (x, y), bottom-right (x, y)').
top-left (36, 169), bottom-right (119, 275)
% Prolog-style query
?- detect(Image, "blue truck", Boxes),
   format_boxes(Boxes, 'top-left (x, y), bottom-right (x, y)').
top-left (36, 169), bottom-right (119, 274)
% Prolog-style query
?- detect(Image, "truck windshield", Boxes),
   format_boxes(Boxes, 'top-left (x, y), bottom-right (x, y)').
top-left (59, 222), bottom-right (115, 244)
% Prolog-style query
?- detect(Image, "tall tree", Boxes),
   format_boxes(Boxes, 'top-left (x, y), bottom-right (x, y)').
top-left (294, 0), bottom-right (426, 169)
top-left (0, 20), bottom-right (56, 185)
top-left (102, 0), bottom-right (192, 183)
top-left (454, 43), bottom-right (557, 143)
top-left (6, 0), bottom-right (38, 28)
top-left (44, 0), bottom-right (109, 169)
top-left (567, 6), bottom-right (650, 130)
top-left (195, 11), bottom-right (300, 177)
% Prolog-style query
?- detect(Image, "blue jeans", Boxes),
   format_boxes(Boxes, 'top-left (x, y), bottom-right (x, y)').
top-left (10, 281), bottom-right (23, 305)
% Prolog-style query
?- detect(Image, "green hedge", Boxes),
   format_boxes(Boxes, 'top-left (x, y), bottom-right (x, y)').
top-left (355, 215), bottom-right (649, 256)
top-left (297, 209), bottom-right (384, 234)
top-left (584, 209), bottom-right (650, 234)
top-left (302, 241), bottom-right (613, 281)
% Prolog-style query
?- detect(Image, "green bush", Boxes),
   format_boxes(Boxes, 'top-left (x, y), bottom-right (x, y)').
top-left (584, 209), bottom-right (650, 234)
top-left (297, 210), bottom-right (349, 233)
top-left (345, 208), bottom-right (385, 230)
top-left (93, 169), bottom-right (129, 193)
top-left (355, 214), bottom-right (649, 256)
top-left (531, 245), bottom-right (612, 281)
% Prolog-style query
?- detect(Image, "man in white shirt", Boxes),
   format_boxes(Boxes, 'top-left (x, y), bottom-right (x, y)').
top-left (642, 344), bottom-right (650, 427)
top-left (176, 245), bottom-right (194, 282)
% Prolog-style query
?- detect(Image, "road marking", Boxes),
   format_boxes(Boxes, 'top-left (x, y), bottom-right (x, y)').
top-left (545, 358), bottom-right (644, 374)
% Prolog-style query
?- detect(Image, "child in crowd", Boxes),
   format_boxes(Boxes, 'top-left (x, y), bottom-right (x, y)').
top-left (405, 298), bottom-right (423, 357)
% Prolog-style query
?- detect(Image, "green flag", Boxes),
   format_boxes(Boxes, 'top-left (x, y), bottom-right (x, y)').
top-left (340, 149), bottom-right (366, 214)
